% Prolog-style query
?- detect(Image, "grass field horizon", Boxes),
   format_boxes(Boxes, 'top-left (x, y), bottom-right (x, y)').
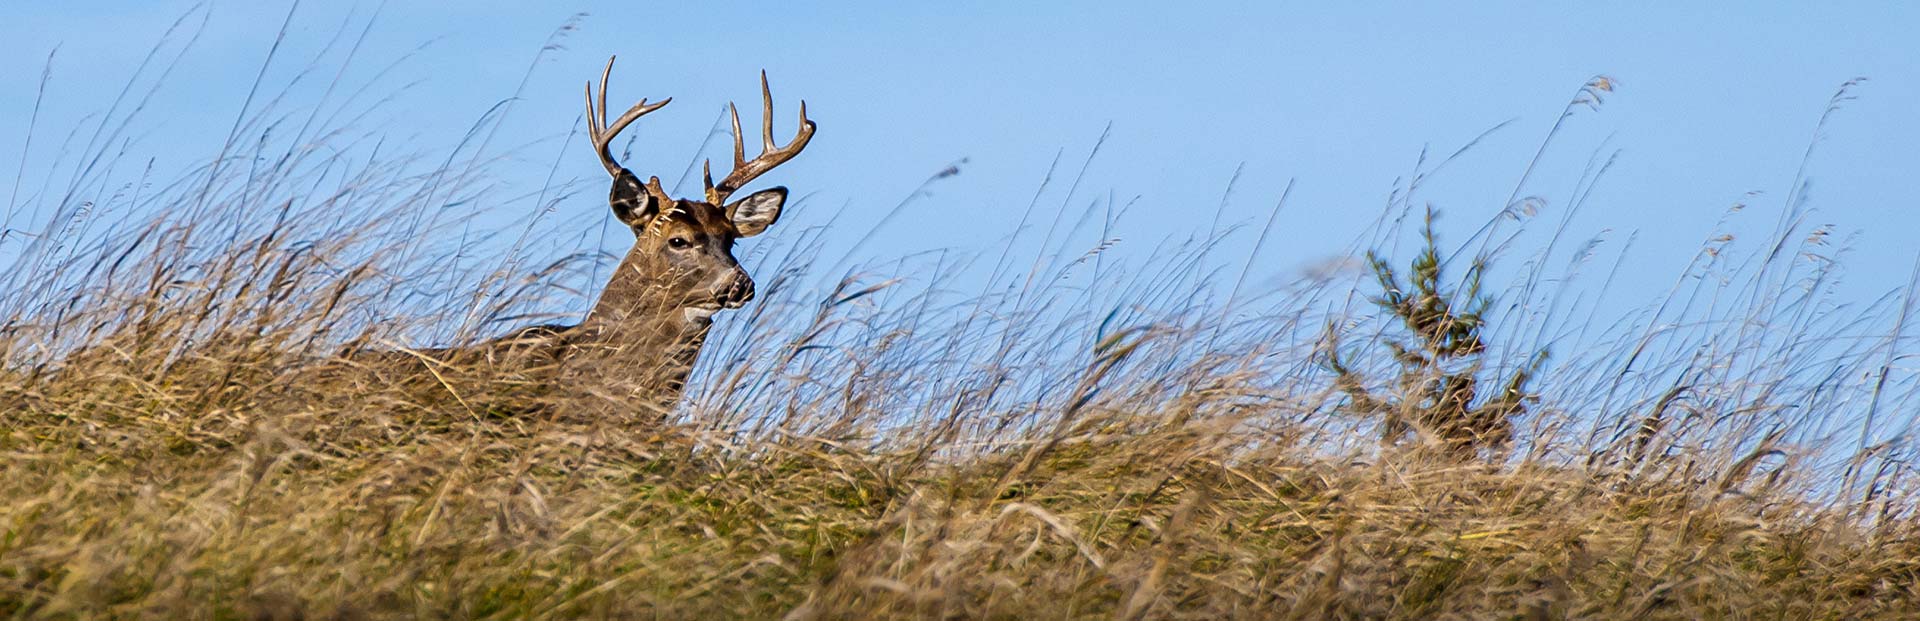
top-left (6, 17), bottom-right (1920, 620)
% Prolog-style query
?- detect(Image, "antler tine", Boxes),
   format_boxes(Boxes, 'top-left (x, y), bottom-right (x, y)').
top-left (596, 57), bottom-right (613, 134)
top-left (729, 102), bottom-right (746, 170)
top-left (585, 56), bottom-right (671, 179)
top-left (704, 70), bottom-right (816, 204)
top-left (759, 70), bottom-right (777, 156)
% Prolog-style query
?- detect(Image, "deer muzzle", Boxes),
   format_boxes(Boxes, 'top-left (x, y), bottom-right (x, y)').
top-left (719, 270), bottom-right (755, 309)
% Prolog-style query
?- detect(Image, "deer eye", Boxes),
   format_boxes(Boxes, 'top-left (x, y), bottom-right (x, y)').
top-left (667, 236), bottom-right (693, 249)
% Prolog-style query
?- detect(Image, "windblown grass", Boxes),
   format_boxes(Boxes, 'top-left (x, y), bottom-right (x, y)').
top-left (2, 22), bottom-right (1918, 620)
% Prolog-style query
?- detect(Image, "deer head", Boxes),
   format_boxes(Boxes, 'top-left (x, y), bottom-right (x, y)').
top-left (581, 57), bottom-right (815, 331)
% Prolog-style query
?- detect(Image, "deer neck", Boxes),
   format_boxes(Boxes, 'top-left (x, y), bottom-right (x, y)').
top-left (575, 252), bottom-right (716, 393)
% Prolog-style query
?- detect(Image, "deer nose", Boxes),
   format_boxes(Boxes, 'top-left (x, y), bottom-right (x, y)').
top-left (720, 271), bottom-right (755, 308)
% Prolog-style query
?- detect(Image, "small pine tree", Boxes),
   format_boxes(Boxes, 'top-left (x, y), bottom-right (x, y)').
top-left (1327, 208), bottom-right (1547, 458)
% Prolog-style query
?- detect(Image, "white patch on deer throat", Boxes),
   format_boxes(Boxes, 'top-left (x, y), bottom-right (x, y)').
top-left (683, 306), bottom-right (720, 322)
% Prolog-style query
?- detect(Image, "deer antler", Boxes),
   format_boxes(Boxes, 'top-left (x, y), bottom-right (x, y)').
top-left (703, 71), bottom-right (816, 205)
top-left (585, 56), bottom-right (672, 182)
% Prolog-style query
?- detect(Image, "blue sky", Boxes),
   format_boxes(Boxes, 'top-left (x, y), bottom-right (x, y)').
top-left (4, 2), bottom-right (1918, 321)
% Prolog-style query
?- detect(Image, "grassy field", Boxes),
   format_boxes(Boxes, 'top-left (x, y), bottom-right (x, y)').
top-left (2, 38), bottom-right (1918, 620)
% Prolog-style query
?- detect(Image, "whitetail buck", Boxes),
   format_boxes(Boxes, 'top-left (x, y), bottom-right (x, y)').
top-left (372, 57), bottom-right (814, 412)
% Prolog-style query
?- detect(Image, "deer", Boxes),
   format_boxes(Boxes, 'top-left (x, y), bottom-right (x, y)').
top-left (361, 57), bottom-right (815, 414)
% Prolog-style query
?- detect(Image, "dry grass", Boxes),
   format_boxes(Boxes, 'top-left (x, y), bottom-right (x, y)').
top-left (2, 30), bottom-right (1918, 620)
top-left (11, 335), bottom-right (1920, 619)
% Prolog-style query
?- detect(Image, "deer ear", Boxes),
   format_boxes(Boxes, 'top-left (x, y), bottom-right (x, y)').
top-left (726, 187), bottom-right (786, 237)
top-left (609, 171), bottom-right (659, 227)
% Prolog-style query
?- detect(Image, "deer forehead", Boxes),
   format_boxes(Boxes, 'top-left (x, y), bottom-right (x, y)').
top-left (648, 200), bottom-right (739, 239)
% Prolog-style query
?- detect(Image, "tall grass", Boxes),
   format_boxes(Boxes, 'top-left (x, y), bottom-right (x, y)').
top-left (3, 20), bottom-right (1919, 620)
